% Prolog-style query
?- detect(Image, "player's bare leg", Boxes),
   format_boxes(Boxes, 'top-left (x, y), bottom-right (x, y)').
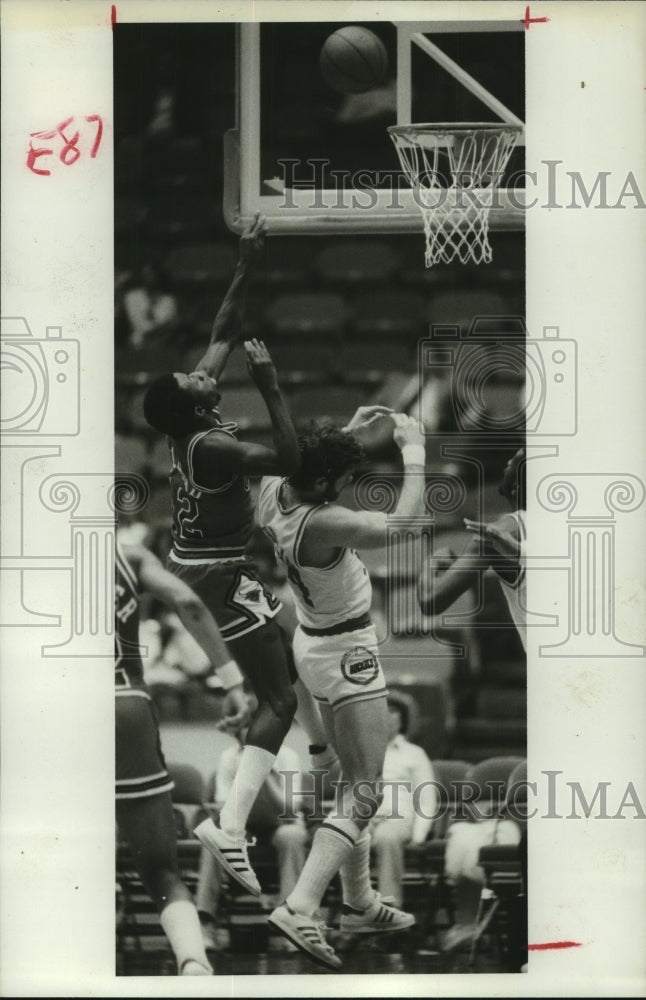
top-left (292, 676), bottom-right (341, 786)
top-left (117, 794), bottom-right (212, 975)
top-left (270, 695), bottom-right (413, 967)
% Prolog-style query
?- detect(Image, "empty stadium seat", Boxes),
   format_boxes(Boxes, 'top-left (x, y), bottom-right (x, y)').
top-left (265, 292), bottom-right (347, 337)
top-left (288, 385), bottom-right (364, 427)
top-left (165, 243), bottom-right (238, 287)
top-left (117, 345), bottom-right (184, 379)
top-left (264, 338), bottom-right (337, 375)
top-left (313, 240), bottom-right (400, 285)
top-left (341, 336), bottom-right (410, 373)
top-left (256, 237), bottom-right (312, 288)
top-left (350, 291), bottom-right (426, 338)
top-left (424, 288), bottom-right (513, 328)
top-left (147, 194), bottom-right (217, 241)
top-left (463, 756), bottom-right (525, 816)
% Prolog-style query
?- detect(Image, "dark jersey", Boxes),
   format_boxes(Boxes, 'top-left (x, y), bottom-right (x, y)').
top-left (168, 421), bottom-right (255, 563)
top-left (115, 545), bottom-right (145, 689)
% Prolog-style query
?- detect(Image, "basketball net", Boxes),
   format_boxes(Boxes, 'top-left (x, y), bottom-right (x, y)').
top-left (388, 123), bottom-right (522, 266)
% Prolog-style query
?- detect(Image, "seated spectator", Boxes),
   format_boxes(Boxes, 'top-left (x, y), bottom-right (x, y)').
top-left (441, 804), bottom-right (522, 953)
top-left (368, 696), bottom-right (438, 908)
top-left (195, 693), bottom-right (308, 949)
top-left (123, 262), bottom-right (179, 348)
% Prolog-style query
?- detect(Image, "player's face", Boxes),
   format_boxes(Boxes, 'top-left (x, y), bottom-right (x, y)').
top-left (174, 371), bottom-right (221, 410)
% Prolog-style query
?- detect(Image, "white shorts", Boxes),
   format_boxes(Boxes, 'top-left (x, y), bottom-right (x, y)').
top-left (292, 623), bottom-right (388, 711)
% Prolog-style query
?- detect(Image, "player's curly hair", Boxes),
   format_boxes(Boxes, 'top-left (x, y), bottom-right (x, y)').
top-left (143, 373), bottom-right (200, 438)
top-left (289, 422), bottom-right (364, 490)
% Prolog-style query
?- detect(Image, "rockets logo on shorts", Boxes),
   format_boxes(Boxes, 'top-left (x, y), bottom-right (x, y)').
top-left (340, 646), bottom-right (379, 686)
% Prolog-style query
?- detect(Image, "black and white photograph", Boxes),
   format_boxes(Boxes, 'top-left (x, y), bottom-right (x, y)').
top-left (112, 16), bottom-right (527, 978)
top-left (1, 2), bottom-right (645, 997)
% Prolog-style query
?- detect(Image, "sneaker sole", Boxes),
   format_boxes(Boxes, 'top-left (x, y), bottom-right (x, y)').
top-left (194, 824), bottom-right (261, 898)
top-left (340, 912), bottom-right (415, 935)
top-left (268, 913), bottom-right (342, 970)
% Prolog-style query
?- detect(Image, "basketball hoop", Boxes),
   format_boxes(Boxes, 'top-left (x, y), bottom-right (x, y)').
top-left (387, 123), bottom-right (523, 266)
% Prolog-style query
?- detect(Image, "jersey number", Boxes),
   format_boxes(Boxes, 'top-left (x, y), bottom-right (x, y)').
top-left (263, 527), bottom-right (315, 608)
top-left (175, 486), bottom-right (204, 538)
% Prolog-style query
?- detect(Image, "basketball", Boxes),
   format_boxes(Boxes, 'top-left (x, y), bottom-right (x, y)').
top-left (320, 26), bottom-right (388, 94)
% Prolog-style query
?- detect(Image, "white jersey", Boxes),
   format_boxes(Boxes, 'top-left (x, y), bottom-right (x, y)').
top-left (257, 477), bottom-right (372, 630)
top-left (494, 509), bottom-right (527, 650)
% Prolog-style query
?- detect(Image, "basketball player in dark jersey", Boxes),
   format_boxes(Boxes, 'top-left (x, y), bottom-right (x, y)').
top-left (115, 542), bottom-right (247, 975)
top-left (142, 217), bottom-right (339, 897)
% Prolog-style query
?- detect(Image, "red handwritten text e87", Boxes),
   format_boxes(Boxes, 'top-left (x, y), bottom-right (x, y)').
top-left (27, 115), bottom-right (104, 176)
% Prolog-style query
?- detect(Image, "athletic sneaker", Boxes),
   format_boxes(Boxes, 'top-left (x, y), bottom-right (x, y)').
top-left (339, 893), bottom-right (415, 934)
top-left (268, 902), bottom-right (342, 969)
top-left (194, 818), bottom-right (261, 897)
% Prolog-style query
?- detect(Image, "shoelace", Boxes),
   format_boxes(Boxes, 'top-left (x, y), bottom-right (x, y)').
top-left (235, 835), bottom-right (257, 858)
top-left (311, 920), bottom-right (336, 956)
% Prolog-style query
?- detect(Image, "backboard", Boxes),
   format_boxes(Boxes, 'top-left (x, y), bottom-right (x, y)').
top-left (225, 19), bottom-right (526, 235)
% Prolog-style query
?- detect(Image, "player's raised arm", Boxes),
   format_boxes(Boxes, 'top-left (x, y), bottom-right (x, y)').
top-left (244, 338), bottom-right (299, 474)
top-left (417, 510), bottom-right (522, 616)
top-left (306, 415), bottom-right (426, 550)
top-left (130, 545), bottom-right (249, 727)
top-left (193, 214), bottom-right (266, 380)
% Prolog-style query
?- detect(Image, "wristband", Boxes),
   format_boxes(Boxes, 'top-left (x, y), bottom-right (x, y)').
top-left (216, 660), bottom-right (244, 691)
top-left (401, 444), bottom-right (426, 467)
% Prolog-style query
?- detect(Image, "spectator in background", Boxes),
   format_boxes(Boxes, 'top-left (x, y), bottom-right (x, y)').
top-left (368, 695), bottom-right (438, 908)
top-left (441, 804), bottom-right (522, 953)
top-left (196, 692), bottom-right (309, 950)
top-left (123, 262), bottom-right (179, 348)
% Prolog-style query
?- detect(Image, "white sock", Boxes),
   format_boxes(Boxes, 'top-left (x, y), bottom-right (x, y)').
top-left (218, 744), bottom-right (276, 838)
top-left (340, 829), bottom-right (376, 910)
top-left (159, 900), bottom-right (212, 974)
top-left (287, 817), bottom-right (361, 917)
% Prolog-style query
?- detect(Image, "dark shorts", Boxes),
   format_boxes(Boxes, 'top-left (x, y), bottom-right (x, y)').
top-left (115, 689), bottom-right (173, 800)
top-left (166, 556), bottom-right (281, 641)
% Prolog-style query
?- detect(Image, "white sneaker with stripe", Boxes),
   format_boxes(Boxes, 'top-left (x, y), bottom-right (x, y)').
top-left (193, 818), bottom-right (261, 897)
top-left (268, 902), bottom-right (342, 969)
top-left (339, 892), bottom-right (415, 934)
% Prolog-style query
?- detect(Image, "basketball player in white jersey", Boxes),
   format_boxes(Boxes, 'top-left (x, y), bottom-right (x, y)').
top-left (417, 447), bottom-right (526, 650)
top-left (257, 410), bottom-right (427, 968)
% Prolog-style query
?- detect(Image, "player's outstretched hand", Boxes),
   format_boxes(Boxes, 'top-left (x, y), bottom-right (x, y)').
top-left (245, 338), bottom-right (279, 394)
top-left (464, 518), bottom-right (521, 559)
top-left (239, 212), bottom-right (266, 266)
top-left (342, 405), bottom-right (394, 433)
top-left (216, 684), bottom-right (251, 734)
top-left (391, 413), bottom-right (425, 451)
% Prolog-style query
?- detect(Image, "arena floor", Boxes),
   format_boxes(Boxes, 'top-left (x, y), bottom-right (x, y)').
top-left (118, 936), bottom-right (508, 977)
